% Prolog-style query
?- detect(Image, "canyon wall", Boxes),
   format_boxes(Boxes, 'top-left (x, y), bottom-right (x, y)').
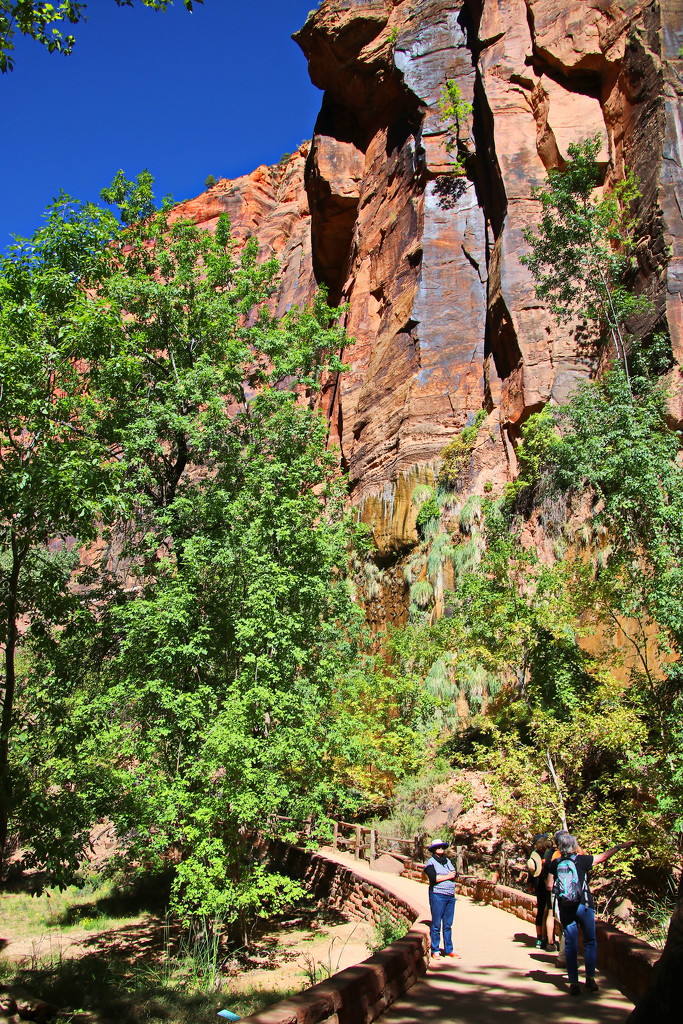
top-left (175, 0), bottom-right (683, 618)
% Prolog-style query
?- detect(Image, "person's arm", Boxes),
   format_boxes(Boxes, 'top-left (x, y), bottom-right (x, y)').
top-left (424, 864), bottom-right (437, 885)
top-left (592, 840), bottom-right (635, 866)
top-left (424, 863), bottom-right (457, 883)
top-left (546, 864), bottom-right (555, 892)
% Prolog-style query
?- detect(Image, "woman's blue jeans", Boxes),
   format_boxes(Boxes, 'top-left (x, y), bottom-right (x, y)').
top-left (564, 904), bottom-right (597, 983)
top-left (429, 891), bottom-right (455, 954)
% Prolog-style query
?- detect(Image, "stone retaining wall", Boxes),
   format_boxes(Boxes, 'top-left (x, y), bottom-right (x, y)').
top-left (457, 876), bottom-right (661, 1001)
top-left (244, 842), bottom-right (429, 1024)
top-left (244, 846), bottom-right (661, 1022)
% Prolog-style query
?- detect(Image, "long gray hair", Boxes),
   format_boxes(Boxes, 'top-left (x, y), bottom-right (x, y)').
top-left (558, 833), bottom-right (578, 856)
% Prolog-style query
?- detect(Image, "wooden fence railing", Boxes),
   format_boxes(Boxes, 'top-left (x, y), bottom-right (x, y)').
top-left (331, 820), bottom-right (469, 874)
top-left (267, 815), bottom-right (525, 886)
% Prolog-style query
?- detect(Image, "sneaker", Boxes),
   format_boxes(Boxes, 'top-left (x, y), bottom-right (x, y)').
top-left (545, 942), bottom-right (557, 952)
top-left (585, 978), bottom-right (599, 993)
top-left (535, 938), bottom-right (544, 949)
top-left (444, 952), bottom-right (460, 958)
top-left (570, 984), bottom-right (581, 997)
top-left (431, 951), bottom-right (442, 959)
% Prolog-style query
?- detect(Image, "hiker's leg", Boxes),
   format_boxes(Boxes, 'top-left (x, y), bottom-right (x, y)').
top-left (442, 895), bottom-right (455, 954)
top-left (429, 892), bottom-right (446, 953)
top-left (578, 904), bottom-right (597, 980)
top-left (563, 919), bottom-right (580, 984)
top-left (535, 890), bottom-right (546, 938)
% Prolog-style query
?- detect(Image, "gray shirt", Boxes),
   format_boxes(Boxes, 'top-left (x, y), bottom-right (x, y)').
top-left (424, 855), bottom-right (456, 895)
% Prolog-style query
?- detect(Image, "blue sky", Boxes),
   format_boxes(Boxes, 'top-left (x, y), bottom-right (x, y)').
top-left (0, 1), bottom-right (322, 248)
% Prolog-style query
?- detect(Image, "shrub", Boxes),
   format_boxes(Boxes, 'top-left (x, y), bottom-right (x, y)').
top-left (369, 908), bottom-right (407, 952)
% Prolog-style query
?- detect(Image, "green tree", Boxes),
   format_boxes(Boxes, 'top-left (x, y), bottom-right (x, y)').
top-left (5, 173), bottom-right (362, 933)
top-left (0, 1), bottom-right (201, 73)
top-left (438, 79), bottom-right (472, 177)
top-left (521, 136), bottom-right (652, 388)
top-left (0, 193), bottom-right (128, 863)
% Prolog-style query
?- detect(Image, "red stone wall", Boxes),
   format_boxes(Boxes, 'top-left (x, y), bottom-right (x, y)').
top-left (456, 876), bottom-right (661, 1002)
top-left (245, 841), bottom-right (429, 1024)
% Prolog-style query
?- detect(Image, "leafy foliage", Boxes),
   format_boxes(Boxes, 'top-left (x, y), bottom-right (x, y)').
top-left (521, 136), bottom-right (655, 384)
top-left (437, 409), bottom-right (486, 489)
top-left (1, 173), bottom-right (367, 931)
top-left (0, 1), bottom-right (201, 72)
top-left (0, 190), bottom-right (130, 860)
top-left (438, 79), bottom-right (472, 176)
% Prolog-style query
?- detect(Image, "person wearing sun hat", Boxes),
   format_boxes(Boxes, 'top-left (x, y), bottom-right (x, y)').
top-left (423, 839), bottom-right (459, 960)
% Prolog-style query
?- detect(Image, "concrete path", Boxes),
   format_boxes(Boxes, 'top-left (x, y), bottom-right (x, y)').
top-left (320, 848), bottom-right (633, 1024)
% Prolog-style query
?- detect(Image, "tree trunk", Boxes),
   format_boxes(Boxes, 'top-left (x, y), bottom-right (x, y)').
top-left (0, 533), bottom-right (22, 868)
top-left (545, 749), bottom-right (568, 831)
top-left (627, 873), bottom-right (683, 1023)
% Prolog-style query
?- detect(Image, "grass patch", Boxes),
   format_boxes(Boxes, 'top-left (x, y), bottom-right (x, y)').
top-left (0, 952), bottom-right (296, 1024)
top-left (0, 871), bottom-right (173, 941)
top-left (0, 879), bottom-right (358, 1024)
top-left (0, 880), bottom-right (148, 940)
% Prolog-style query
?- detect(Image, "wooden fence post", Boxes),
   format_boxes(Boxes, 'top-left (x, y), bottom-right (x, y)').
top-left (332, 820), bottom-right (339, 851)
top-left (354, 825), bottom-right (362, 860)
top-left (413, 834), bottom-right (425, 864)
top-left (370, 828), bottom-right (377, 862)
top-left (455, 846), bottom-right (464, 874)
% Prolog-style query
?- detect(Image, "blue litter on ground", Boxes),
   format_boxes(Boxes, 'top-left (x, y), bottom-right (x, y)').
top-left (217, 1012), bottom-right (240, 1022)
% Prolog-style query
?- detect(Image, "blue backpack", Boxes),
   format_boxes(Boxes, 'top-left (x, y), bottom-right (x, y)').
top-left (553, 855), bottom-right (587, 905)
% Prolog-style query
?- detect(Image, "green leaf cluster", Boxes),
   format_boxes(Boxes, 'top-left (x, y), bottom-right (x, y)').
top-left (437, 409), bottom-right (486, 489)
top-left (0, 1), bottom-right (200, 73)
top-left (438, 79), bottom-right (472, 176)
top-left (521, 136), bottom-right (658, 383)
top-left (1, 171), bottom-right (370, 926)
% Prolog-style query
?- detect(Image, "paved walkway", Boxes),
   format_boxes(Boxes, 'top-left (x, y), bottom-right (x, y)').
top-left (320, 848), bottom-right (634, 1024)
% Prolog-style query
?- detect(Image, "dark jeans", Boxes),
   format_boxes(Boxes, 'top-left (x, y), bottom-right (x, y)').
top-left (564, 903), bottom-right (597, 983)
top-left (429, 890), bottom-right (455, 954)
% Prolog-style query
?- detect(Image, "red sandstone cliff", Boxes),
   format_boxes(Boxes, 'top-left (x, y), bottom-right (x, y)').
top-left (175, 0), bottom-right (683, 598)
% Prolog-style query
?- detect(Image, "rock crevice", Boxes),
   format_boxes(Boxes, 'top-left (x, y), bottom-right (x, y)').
top-left (175, 0), bottom-right (683, 586)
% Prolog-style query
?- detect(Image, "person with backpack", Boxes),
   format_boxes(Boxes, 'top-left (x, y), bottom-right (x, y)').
top-left (526, 833), bottom-right (552, 948)
top-left (543, 828), bottom-right (570, 954)
top-left (546, 832), bottom-right (635, 995)
top-left (423, 839), bottom-right (458, 960)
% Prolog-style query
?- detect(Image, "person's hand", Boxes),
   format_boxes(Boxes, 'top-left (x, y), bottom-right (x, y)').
top-left (620, 840), bottom-right (636, 850)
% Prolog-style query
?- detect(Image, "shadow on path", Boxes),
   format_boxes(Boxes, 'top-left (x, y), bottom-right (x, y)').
top-left (317, 848), bottom-right (632, 1024)
top-left (381, 961), bottom-right (630, 1024)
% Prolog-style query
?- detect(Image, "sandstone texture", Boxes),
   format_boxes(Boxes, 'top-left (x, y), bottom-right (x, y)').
top-left (179, 1), bottom-right (683, 597)
top-left (294, 0), bottom-right (683, 562)
top-left (171, 144), bottom-right (317, 321)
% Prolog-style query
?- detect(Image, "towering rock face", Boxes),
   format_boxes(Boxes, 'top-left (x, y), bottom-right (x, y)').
top-left (172, 146), bottom-right (316, 321)
top-left (181, 1), bottom-right (682, 599)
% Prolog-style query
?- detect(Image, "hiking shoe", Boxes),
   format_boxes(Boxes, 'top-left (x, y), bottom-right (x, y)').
top-left (535, 938), bottom-right (545, 949)
top-left (585, 978), bottom-right (599, 993)
top-left (545, 942), bottom-right (557, 952)
top-left (569, 984), bottom-right (581, 997)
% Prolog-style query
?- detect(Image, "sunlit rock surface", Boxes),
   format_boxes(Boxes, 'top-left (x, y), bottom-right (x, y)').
top-left (179, 0), bottom-right (683, 573)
